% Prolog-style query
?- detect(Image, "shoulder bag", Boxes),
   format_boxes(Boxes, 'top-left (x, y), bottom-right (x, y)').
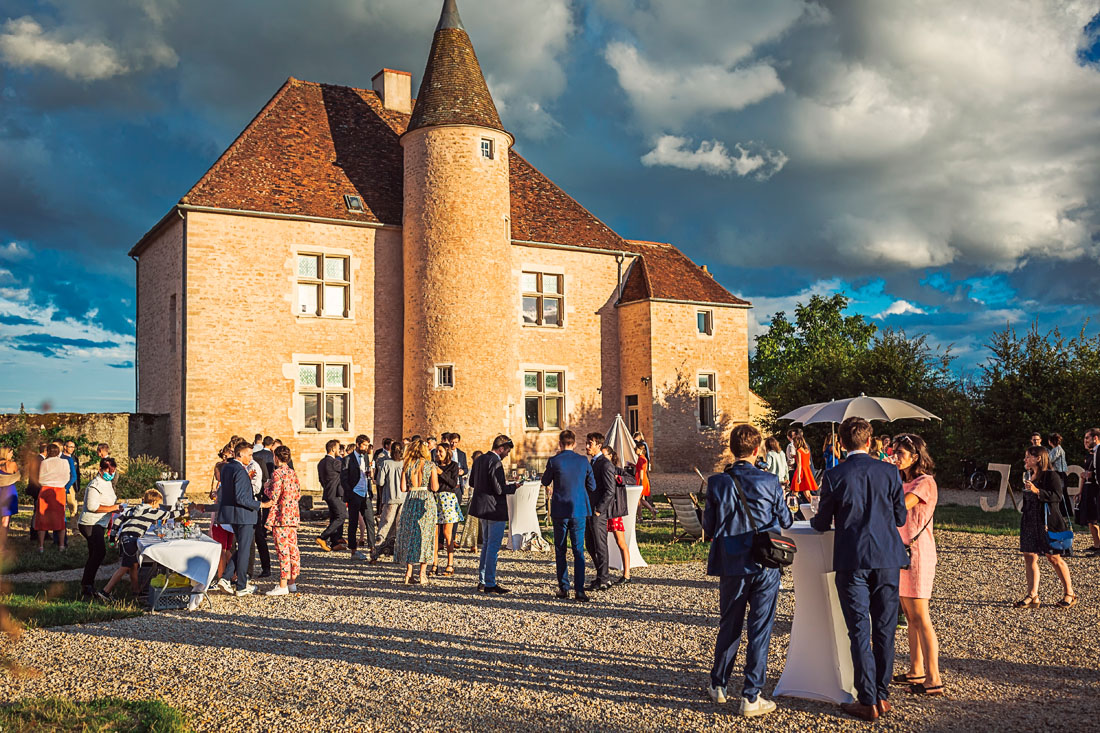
top-left (1045, 503), bottom-right (1074, 554)
top-left (728, 471), bottom-right (796, 568)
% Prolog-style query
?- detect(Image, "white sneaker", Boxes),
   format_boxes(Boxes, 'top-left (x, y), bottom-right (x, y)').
top-left (235, 584), bottom-right (257, 596)
top-left (216, 578), bottom-right (234, 594)
top-left (708, 685), bottom-right (727, 704)
top-left (740, 695), bottom-right (776, 718)
top-left (187, 594), bottom-right (203, 611)
top-left (265, 585), bottom-right (290, 596)
top-left (288, 584), bottom-right (297, 593)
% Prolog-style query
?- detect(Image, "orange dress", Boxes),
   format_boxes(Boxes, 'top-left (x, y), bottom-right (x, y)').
top-left (791, 448), bottom-right (818, 495)
top-left (635, 455), bottom-right (652, 497)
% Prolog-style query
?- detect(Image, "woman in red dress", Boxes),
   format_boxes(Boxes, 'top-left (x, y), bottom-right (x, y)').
top-left (634, 442), bottom-right (658, 519)
top-left (790, 433), bottom-right (818, 504)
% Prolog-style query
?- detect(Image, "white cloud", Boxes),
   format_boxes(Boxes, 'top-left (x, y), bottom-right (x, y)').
top-left (0, 242), bottom-right (30, 261)
top-left (604, 41), bottom-right (784, 129)
top-left (873, 300), bottom-right (926, 319)
top-left (0, 17), bottom-right (129, 80)
top-left (642, 135), bottom-right (787, 179)
top-left (738, 278), bottom-right (846, 345)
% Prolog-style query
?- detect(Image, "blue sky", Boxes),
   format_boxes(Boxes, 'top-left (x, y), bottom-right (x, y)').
top-left (1, 0), bottom-right (1099, 412)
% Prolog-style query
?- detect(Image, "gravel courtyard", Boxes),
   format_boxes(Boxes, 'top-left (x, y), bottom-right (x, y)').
top-left (2, 527), bottom-right (1099, 732)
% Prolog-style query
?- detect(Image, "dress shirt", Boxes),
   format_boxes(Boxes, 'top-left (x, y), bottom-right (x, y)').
top-left (353, 451), bottom-right (369, 498)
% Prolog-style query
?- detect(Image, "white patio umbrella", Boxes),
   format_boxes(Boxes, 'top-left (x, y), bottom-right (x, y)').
top-left (604, 413), bottom-right (638, 468)
top-left (777, 394), bottom-right (941, 424)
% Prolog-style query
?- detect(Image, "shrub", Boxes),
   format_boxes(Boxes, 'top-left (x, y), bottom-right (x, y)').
top-left (114, 454), bottom-right (171, 500)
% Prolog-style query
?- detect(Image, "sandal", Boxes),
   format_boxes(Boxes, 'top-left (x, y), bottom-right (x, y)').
top-left (910, 683), bottom-right (945, 696)
top-left (1013, 595), bottom-right (1040, 609)
top-left (442, 566), bottom-right (455, 577)
top-left (892, 673), bottom-right (925, 686)
top-left (1057, 594), bottom-right (1078, 608)
top-left (428, 565), bottom-right (438, 576)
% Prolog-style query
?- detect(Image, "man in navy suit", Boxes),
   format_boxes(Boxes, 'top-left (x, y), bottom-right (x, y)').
top-left (542, 430), bottom-right (595, 602)
top-left (217, 442), bottom-right (262, 595)
top-left (703, 424), bottom-right (792, 717)
top-left (811, 416), bottom-right (908, 721)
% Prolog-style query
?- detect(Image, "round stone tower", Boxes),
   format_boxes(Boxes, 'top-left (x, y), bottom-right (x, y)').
top-left (401, 0), bottom-right (516, 447)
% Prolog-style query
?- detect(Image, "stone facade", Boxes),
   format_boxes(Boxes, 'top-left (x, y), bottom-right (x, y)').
top-left (0, 412), bottom-right (170, 469)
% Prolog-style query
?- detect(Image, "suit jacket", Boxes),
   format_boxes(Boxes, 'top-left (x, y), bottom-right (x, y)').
top-left (372, 449), bottom-right (390, 484)
top-left (317, 454), bottom-right (343, 502)
top-left (216, 459), bottom-right (260, 525)
top-left (468, 451), bottom-right (517, 521)
top-left (253, 449), bottom-right (275, 484)
top-left (704, 461), bottom-right (792, 576)
top-left (542, 449), bottom-right (595, 519)
top-left (590, 454), bottom-right (617, 516)
top-left (455, 449), bottom-right (469, 486)
top-left (810, 453), bottom-right (908, 571)
top-left (340, 450), bottom-right (372, 499)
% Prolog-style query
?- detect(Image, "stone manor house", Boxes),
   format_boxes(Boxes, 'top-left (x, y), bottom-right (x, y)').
top-left (129, 0), bottom-right (752, 487)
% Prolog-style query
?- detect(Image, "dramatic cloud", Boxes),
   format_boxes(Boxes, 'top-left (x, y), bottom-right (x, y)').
top-left (642, 135), bottom-right (787, 179)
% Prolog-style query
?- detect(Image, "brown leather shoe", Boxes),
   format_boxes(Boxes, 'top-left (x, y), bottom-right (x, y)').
top-left (841, 702), bottom-right (879, 721)
top-left (877, 700), bottom-right (892, 716)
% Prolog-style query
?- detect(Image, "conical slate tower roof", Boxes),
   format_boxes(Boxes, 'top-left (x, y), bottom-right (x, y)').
top-left (406, 0), bottom-right (506, 134)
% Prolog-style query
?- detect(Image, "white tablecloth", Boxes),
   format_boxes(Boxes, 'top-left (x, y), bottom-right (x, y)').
top-left (155, 480), bottom-right (190, 506)
top-left (609, 485), bottom-right (648, 570)
top-left (773, 522), bottom-right (857, 703)
top-left (138, 533), bottom-right (223, 591)
top-left (506, 482), bottom-right (543, 550)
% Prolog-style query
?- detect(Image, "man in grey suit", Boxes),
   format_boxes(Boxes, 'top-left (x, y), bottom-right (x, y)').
top-left (374, 440), bottom-right (406, 558)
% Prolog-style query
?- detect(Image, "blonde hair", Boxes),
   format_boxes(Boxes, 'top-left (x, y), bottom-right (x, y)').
top-left (143, 489), bottom-right (164, 506)
top-left (0, 446), bottom-right (13, 461)
top-left (402, 439), bottom-right (430, 474)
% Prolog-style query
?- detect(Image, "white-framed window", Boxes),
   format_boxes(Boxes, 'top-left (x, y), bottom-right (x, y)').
top-left (298, 362), bottom-right (350, 432)
top-left (481, 137), bottom-right (495, 159)
top-left (435, 364), bottom-right (455, 389)
top-left (698, 372), bottom-right (717, 429)
top-left (297, 253), bottom-right (350, 318)
top-left (344, 194), bottom-right (365, 212)
top-left (524, 370), bottom-right (564, 431)
top-left (697, 309), bottom-right (714, 336)
top-left (625, 395), bottom-right (639, 435)
top-left (521, 272), bottom-right (564, 327)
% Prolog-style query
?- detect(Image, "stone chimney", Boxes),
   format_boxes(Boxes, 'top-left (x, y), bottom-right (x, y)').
top-left (371, 68), bottom-right (413, 114)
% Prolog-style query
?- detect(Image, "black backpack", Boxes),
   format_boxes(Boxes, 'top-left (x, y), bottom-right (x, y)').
top-left (728, 470), bottom-right (796, 569)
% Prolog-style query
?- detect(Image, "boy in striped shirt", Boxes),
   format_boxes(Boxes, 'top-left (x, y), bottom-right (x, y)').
top-left (100, 489), bottom-right (184, 600)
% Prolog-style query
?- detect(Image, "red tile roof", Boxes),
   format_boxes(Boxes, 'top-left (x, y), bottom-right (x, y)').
top-left (158, 77), bottom-right (747, 307)
top-left (407, 27), bottom-right (505, 134)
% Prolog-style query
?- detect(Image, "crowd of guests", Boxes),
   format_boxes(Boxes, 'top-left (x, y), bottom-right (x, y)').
top-left (706, 420), bottom-right (1093, 720)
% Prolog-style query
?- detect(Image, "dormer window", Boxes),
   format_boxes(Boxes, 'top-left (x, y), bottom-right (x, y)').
top-left (344, 194), bottom-right (365, 212)
top-left (480, 138), bottom-right (495, 159)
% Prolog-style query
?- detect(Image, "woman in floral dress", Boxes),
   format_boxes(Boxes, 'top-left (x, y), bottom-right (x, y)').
top-left (433, 444), bottom-right (463, 576)
top-left (395, 440), bottom-right (439, 584)
top-left (263, 445), bottom-right (301, 596)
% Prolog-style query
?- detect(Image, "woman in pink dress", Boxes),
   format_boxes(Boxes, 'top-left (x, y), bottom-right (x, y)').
top-left (892, 433), bottom-right (943, 696)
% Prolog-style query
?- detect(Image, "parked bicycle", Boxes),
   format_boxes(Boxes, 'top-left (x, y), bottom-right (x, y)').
top-left (960, 458), bottom-right (989, 491)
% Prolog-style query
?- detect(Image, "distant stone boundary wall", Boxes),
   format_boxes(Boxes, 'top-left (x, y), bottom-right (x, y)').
top-left (0, 412), bottom-right (171, 467)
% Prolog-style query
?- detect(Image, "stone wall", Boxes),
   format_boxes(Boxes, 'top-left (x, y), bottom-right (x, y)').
top-left (0, 412), bottom-right (170, 468)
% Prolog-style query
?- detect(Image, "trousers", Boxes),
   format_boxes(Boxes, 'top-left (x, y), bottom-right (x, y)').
top-left (78, 523), bottom-right (107, 592)
top-left (584, 513), bottom-right (610, 585)
top-left (553, 516), bottom-right (587, 591)
top-left (319, 497), bottom-right (347, 544)
top-left (222, 522), bottom-right (256, 591)
top-left (347, 493), bottom-right (377, 554)
top-left (711, 569), bottom-right (781, 699)
top-left (375, 503), bottom-right (402, 554)
top-left (835, 567), bottom-right (901, 705)
top-left (272, 525), bottom-right (300, 581)
top-left (477, 519), bottom-right (507, 586)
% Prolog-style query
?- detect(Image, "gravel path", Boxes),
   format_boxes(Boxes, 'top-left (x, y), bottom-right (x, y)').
top-left (1, 526), bottom-right (1098, 731)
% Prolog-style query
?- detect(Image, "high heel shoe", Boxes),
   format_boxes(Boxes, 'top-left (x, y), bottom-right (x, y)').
top-left (1012, 595), bottom-right (1040, 609)
top-left (1057, 594), bottom-right (1078, 608)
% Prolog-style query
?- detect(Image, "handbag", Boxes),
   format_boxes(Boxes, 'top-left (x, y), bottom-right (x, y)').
top-left (903, 517), bottom-right (933, 569)
top-left (1045, 504), bottom-right (1074, 553)
top-left (729, 472), bottom-right (796, 568)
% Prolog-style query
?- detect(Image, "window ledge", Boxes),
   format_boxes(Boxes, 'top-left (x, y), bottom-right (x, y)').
top-left (296, 315), bottom-right (355, 322)
top-left (522, 324), bottom-right (565, 329)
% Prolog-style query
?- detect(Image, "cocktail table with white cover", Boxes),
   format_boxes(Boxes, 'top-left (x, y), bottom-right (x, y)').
top-left (773, 521), bottom-right (857, 704)
top-left (138, 532), bottom-right (223, 593)
top-left (154, 480), bottom-right (190, 507)
top-left (506, 481), bottom-right (543, 550)
top-left (608, 485), bottom-right (648, 570)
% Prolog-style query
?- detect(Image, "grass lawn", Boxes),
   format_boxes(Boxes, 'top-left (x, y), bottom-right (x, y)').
top-left (1, 512), bottom-right (119, 575)
top-left (0, 697), bottom-right (188, 733)
top-left (0, 580), bottom-right (143, 630)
